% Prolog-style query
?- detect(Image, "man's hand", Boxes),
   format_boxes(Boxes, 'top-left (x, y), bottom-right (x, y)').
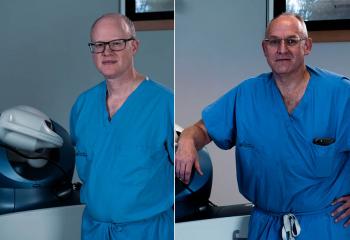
top-left (175, 139), bottom-right (203, 184)
top-left (175, 120), bottom-right (210, 184)
top-left (332, 195), bottom-right (350, 227)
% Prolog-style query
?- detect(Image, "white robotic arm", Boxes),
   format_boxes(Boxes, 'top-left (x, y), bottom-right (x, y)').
top-left (0, 105), bottom-right (63, 152)
top-left (0, 106), bottom-right (63, 168)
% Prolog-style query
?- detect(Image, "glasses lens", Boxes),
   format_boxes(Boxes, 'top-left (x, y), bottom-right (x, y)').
top-left (95, 43), bottom-right (107, 53)
top-left (89, 42), bottom-right (106, 53)
top-left (286, 38), bottom-right (299, 46)
top-left (109, 40), bottom-right (125, 51)
top-left (267, 39), bottom-right (281, 47)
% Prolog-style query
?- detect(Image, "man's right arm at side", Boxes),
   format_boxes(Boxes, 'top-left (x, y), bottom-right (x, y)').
top-left (175, 120), bottom-right (212, 184)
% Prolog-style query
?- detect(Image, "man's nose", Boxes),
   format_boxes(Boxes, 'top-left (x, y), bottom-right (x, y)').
top-left (102, 44), bottom-right (113, 55)
top-left (277, 40), bottom-right (288, 54)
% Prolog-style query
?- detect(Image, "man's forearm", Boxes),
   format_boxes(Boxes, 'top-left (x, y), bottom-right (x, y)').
top-left (178, 120), bottom-right (211, 150)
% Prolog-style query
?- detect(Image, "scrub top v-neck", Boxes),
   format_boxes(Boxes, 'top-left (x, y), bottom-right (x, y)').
top-left (70, 78), bottom-right (174, 223)
top-left (271, 71), bottom-right (313, 121)
top-left (101, 79), bottom-right (147, 126)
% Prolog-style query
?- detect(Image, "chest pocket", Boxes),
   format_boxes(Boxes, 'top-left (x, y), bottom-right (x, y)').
top-left (114, 144), bottom-right (167, 185)
top-left (311, 143), bottom-right (339, 178)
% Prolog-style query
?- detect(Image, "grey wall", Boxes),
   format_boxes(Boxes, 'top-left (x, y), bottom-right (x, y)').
top-left (0, 0), bottom-right (174, 131)
top-left (0, 1), bottom-right (117, 128)
top-left (176, 0), bottom-right (350, 206)
top-left (0, 1), bottom-right (174, 183)
top-left (135, 30), bottom-right (174, 89)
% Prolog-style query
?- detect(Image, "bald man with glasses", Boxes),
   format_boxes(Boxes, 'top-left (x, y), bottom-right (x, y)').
top-left (70, 13), bottom-right (174, 240)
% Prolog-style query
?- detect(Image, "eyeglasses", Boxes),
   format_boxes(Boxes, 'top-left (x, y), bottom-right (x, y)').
top-left (88, 37), bottom-right (135, 53)
top-left (263, 37), bottom-right (306, 48)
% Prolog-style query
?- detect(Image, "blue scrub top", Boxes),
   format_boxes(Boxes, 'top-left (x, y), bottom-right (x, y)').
top-left (70, 79), bottom-right (174, 223)
top-left (202, 66), bottom-right (350, 237)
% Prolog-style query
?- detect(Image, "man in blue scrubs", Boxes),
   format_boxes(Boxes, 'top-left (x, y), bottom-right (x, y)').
top-left (175, 13), bottom-right (350, 239)
top-left (70, 13), bottom-right (173, 240)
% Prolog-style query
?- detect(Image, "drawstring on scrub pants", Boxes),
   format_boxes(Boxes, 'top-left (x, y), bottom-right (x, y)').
top-left (281, 213), bottom-right (301, 240)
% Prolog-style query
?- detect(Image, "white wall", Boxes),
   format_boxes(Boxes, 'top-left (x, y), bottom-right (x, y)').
top-left (307, 42), bottom-right (350, 76)
top-left (175, 0), bottom-right (350, 206)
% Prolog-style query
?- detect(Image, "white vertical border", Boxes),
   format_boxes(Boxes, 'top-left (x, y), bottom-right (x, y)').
top-left (266, 0), bottom-right (274, 24)
top-left (119, 0), bottom-right (125, 14)
top-left (173, 1), bottom-right (176, 239)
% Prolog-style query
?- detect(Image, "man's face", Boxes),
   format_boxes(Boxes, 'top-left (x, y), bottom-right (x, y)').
top-left (262, 16), bottom-right (312, 77)
top-left (90, 17), bottom-right (138, 80)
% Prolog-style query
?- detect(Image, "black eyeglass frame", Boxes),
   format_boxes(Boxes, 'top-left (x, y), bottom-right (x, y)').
top-left (88, 37), bottom-right (135, 53)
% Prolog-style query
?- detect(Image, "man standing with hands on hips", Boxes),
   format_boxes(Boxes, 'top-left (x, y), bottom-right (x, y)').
top-left (176, 12), bottom-right (350, 239)
top-left (71, 13), bottom-right (174, 240)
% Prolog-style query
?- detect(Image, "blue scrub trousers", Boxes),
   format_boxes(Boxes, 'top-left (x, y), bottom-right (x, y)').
top-left (81, 208), bottom-right (174, 240)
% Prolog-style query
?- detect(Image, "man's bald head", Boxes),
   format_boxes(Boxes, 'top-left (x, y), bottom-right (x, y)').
top-left (265, 12), bottom-right (308, 39)
top-left (90, 13), bottom-right (136, 41)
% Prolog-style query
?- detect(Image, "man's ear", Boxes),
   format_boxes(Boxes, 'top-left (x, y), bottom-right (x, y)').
top-left (304, 37), bottom-right (312, 56)
top-left (262, 41), bottom-right (268, 57)
top-left (131, 39), bottom-right (140, 54)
